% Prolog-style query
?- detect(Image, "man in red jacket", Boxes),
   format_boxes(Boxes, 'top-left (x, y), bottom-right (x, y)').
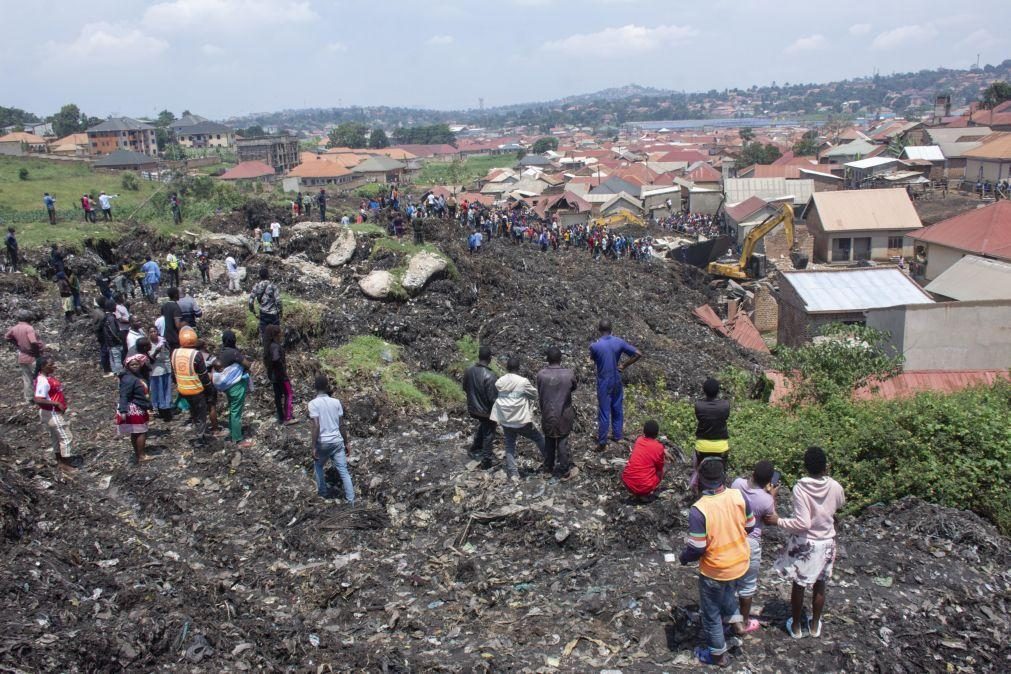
top-left (621, 420), bottom-right (669, 500)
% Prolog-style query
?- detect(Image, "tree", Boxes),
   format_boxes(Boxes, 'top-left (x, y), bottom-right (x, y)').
top-left (738, 141), bottom-right (782, 166)
top-left (327, 122), bottom-right (369, 149)
top-left (51, 103), bottom-right (86, 137)
top-left (0, 106), bottom-right (40, 130)
top-left (444, 159), bottom-right (466, 192)
top-left (156, 109), bottom-right (176, 127)
top-left (792, 130), bottom-right (819, 156)
top-left (155, 127), bottom-right (174, 151)
top-left (236, 125), bottom-right (266, 138)
top-left (739, 127), bottom-right (755, 143)
top-left (531, 136), bottom-right (559, 154)
top-left (981, 81), bottom-right (1011, 109)
top-left (392, 123), bottom-right (455, 145)
top-left (368, 128), bottom-right (390, 149)
top-left (774, 323), bottom-right (904, 404)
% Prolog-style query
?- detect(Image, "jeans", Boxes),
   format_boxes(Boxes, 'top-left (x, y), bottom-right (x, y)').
top-left (225, 380), bottom-right (247, 442)
top-left (109, 346), bottom-right (124, 375)
top-left (699, 575), bottom-right (743, 656)
top-left (258, 311), bottom-right (279, 338)
top-left (181, 392), bottom-right (208, 444)
top-left (502, 423), bottom-right (546, 477)
top-left (99, 344), bottom-right (111, 373)
top-left (150, 374), bottom-right (172, 411)
top-left (469, 416), bottom-right (497, 461)
top-left (542, 434), bottom-right (571, 476)
top-left (315, 440), bottom-right (354, 503)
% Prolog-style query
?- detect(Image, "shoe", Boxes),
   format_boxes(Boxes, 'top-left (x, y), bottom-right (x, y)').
top-left (807, 617), bottom-right (822, 638)
top-left (786, 618), bottom-right (806, 639)
top-left (478, 459), bottom-right (494, 470)
top-left (595, 443), bottom-right (608, 452)
top-left (536, 463), bottom-right (553, 474)
top-left (236, 439), bottom-right (255, 449)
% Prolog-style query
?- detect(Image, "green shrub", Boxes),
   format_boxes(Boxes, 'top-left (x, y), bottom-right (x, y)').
top-left (121, 172), bottom-right (140, 191)
top-left (355, 183), bottom-right (387, 199)
top-left (416, 372), bottom-right (465, 406)
top-left (18, 167), bottom-right (29, 181)
top-left (318, 336), bottom-right (430, 409)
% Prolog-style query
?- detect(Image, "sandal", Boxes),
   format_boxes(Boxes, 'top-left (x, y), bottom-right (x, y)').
top-left (807, 617), bottom-right (822, 638)
top-left (739, 618), bottom-right (761, 634)
top-left (694, 647), bottom-right (730, 667)
top-left (786, 617), bottom-right (806, 639)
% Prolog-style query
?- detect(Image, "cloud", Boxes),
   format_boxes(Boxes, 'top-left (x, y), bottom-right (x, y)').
top-left (201, 43), bottom-right (225, 56)
top-left (959, 28), bottom-right (998, 50)
top-left (784, 34), bottom-right (826, 54)
top-left (144, 0), bottom-right (316, 32)
top-left (542, 24), bottom-right (697, 55)
top-left (324, 41), bottom-right (348, 53)
top-left (848, 23), bottom-right (872, 36)
top-left (871, 24), bottom-right (938, 50)
top-left (45, 22), bottom-right (168, 66)
top-left (425, 35), bottom-right (454, 46)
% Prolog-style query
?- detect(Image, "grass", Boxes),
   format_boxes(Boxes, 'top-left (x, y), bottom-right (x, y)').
top-left (449, 335), bottom-right (503, 377)
top-left (241, 294), bottom-right (325, 343)
top-left (415, 371), bottom-right (466, 406)
top-left (416, 154), bottom-right (516, 186)
top-left (349, 222), bottom-right (385, 236)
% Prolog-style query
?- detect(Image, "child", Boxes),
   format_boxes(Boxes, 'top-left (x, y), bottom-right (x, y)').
top-left (621, 420), bottom-right (668, 501)
top-left (117, 354), bottom-right (153, 463)
top-left (730, 461), bottom-right (779, 634)
top-left (32, 356), bottom-right (78, 471)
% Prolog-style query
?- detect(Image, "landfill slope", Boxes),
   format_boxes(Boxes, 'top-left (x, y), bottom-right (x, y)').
top-left (0, 218), bottom-right (1007, 672)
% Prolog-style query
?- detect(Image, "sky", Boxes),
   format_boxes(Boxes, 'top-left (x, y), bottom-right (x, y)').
top-left (2, 0), bottom-right (1007, 120)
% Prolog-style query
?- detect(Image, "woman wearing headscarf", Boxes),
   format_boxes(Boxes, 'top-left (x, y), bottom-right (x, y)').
top-left (116, 353), bottom-right (153, 463)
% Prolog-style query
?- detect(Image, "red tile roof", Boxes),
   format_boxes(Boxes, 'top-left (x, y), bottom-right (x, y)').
top-left (657, 149), bottom-right (709, 163)
top-left (908, 201), bottom-right (1011, 261)
top-left (685, 163), bottom-right (722, 183)
top-left (725, 195), bottom-right (768, 222)
top-left (693, 305), bottom-right (769, 353)
top-left (219, 160), bottom-right (275, 180)
top-left (765, 369), bottom-right (1009, 403)
top-left (392, 143), bottom-right (458, 157)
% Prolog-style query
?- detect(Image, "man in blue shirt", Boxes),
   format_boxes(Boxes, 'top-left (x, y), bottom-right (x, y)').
top-left (140, 255), bottom-right (161, 303)
top-left (43, 193), bottom-right (57, 224)
top-left (589, 319), bottom-right (641, 450)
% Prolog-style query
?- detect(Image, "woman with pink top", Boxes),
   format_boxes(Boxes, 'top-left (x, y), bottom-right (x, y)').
top-left (764, 446), bottom-right (846, 639)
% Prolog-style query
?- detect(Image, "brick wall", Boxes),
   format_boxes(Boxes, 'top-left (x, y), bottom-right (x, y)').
top-left (753, 284), bottom-right (779, 334)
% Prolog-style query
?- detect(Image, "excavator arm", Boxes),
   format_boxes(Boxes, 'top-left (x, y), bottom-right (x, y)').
top-left (707, 203), bottom-right (794, 279)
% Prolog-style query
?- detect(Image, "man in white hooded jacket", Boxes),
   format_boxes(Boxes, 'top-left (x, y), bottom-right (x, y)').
top-left (491, 357), bottom-right (546, 480)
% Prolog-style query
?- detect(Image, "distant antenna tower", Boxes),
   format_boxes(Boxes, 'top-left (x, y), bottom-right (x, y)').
top-left (478, 97), bottom-right (484, 111)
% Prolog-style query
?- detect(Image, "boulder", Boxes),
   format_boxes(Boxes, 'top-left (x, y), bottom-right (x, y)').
top-left (325, 229), bottom-right (357, 267)
top-left (359, 270), bottom-right (397, 299)
top-left (281, 253), bottom-right (335, 285)
top-left (201, 233), bottom-right (256, 255)
top-left (208, 261), bottom-right (246, 284)
top-left (289, 221), bottom-right (341, 235)
top-left (401, 252), bottom-right (448, 294)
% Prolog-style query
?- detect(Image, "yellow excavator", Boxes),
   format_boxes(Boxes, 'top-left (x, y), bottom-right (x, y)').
top-left (593, 209), bottom-right (644, 228)
top-left (707, 203), bottom-right (796, 279)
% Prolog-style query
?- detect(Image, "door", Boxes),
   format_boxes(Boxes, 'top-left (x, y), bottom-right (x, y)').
top-left (853, 237), bottom-right (872, 261)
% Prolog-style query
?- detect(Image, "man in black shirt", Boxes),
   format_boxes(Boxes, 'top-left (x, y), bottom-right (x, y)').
top-left (161, 287), bottom-right (184, 350)
top-left (5, 227), bottom-right (18, 272)
top-left (692, 378), bottom-right (731, 492)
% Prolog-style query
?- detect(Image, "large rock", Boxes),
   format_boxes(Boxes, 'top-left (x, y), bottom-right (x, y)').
top-left (201, 233), bottom-right (256, 255)
top-left (208, 261), bottom-right (246, 284)
top-left (289, 221), bottom-right (341, 235)
top-left (325, 229), bottom-right (357, 267)
top-left (359, 270), bottom-right (397, 299)
top-left (401, 252), bottom-right (448, 294)
top-left (281, 253), bottom-right (336, 285)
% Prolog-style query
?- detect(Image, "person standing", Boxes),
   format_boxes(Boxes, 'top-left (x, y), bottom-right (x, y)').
top-left (490, 356), bottom-right (546, 481)
top-left (161, 287), bottom-right (184, 351)
top-left (55, 272), bottom-right (74, 323)
top-left (692, 378), bottom-right (731, 492)
top-left (98, 191), bottom-right (116, 221)
top-left (225, 254), bottom-right (241, 293)
top-left (5, 310), bottom-right (44, 402)
top-left (216, 330), bottom-right (254, 448)
top-left (535, 346), bottom-right (578, 480)
top-left (170, 193), bottom-right (182, 224)
top-left (680, 458), bottom-right (755, 667)
top-left (147, 326), bottom-right (173, 421)
top-left (49, 244), bottom-right (65, 276)
top-left (67, 269), bottom-right (83, 315)
top-left (5, 227), bottom-right (18, 272)
top-left (100, 298), bottom-right (124, 376)
top-left (43, 192), bottom-right (57, 224)
top-left (248, 266), bottom-right (282, 338)
top-left (412, 216), bottom-right (424, 245)
top-left (589, 319), bottom-right (641, 451)
top-left (165, 251), bottom-right (180, 288)
top-left (125, 316), bottom-right (146, 356)
top-left (80, 194), bottom-right (93, 223)
top-left (263, 324), bottom-right (293, 425)
top-left (197, 251), bottom-right (210, 285)
top-left (116, 354), bottom-right (153, 463)
top-left (172, 327), bottom-right (212, 445)
top-left (32, 356), bottom-right (78, 472)
top-left (270, 220), bottom-right (281, 249)
top-left (140, 255), bottom-right (161, 303)
top-left (463, 345), bottom-right (499, 469)
top-left (308, 374), bottom-right (354, 503)
top-left (178, 287), bottom-right (202, 328)
top-left (731, 461), bottom-right (779, 635)
top-left (317, 188), bottom-right (327, 222)
top-left (114, 293), bottom-right (131, 351)
top-left (765, 447), bottom-right (846, 639)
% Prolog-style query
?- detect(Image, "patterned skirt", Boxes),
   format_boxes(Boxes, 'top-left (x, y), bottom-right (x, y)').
top-left (773, 535), bottom-right (836, 588)
top-left (115, 403), bottom-right (149, 435)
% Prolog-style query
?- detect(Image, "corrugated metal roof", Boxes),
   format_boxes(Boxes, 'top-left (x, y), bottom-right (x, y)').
top-left (924, 255), bottom-right (1011, 300)
top-left (845, 156), bottom-right (900, 170)
top-left (806, 188), bottom-right (922, 233)
top-left (724, 177), bottom-right (813, 206)
top-left (782, 268), bottom-right (933, 313)
top-left (901, 145), bottom-right (944, 162)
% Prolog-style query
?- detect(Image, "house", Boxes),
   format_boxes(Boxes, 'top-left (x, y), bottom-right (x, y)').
top-left (86, 117), bottom-right (158, 157)
top-left (776, 268), bottom-right (933, 346)
top-left (219, 160), bottom-right (276, 182)
top-left (963, 132), bottom-right (1011, 184)
top-left (724, 177), bottom-right (814, 208)
top-left (48, 133), bottom-right (89, 156)
top-left (920, 127), bottom-right (992, 178)
top-left (175, 121), bottom-right (235, 149)
top-left (923, 255), bottom-right (1011, 301)
top-left (907, 200), bottom-right (1011, 280)
top-left (724, 195), bottom-right (793, 245)
top-left (587, 176), bottom-right (641, 199)
top-left (803, 189), bottom-right (922, 263)
top-left (797, 167), bottom-right (843, 191)
top-left (684, 162), bottom-right (722, 188)
top-left (288, 158), bottom-right (354, 188)
top-left (0, 131), bottom-right (48, 153)
top-left (236, 135), bottom-right (300, 172)
top-left (844, 156), bottom-right (905, 184)
top-left (350, 156), bottom-right (407, 184)
top-left (532, 192), bottom-right (591, 226)
top-left (819, 138), bottom-right (880, 164)
top-left (390, 144), bottom-right (458, 161)
top-left (517, 154), bottom-right (553, 168)
top-left (599, 192), bottom-right (642, 217)
top-left (169, 114), bottom-right (210, 135)
top-left (865, 300), bottom-right (1011, 370)
top-left (92, 149), bottom-right (160, 171)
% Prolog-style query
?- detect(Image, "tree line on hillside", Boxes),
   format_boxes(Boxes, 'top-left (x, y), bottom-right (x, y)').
top-left (325, 122), bottom-right (454, 149)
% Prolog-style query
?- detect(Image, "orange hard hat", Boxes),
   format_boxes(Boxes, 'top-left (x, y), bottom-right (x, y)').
top-left (179, 326), bottom-right (197, 347)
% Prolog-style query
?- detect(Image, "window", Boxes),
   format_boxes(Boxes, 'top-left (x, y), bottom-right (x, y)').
top-left (888, 236), bottom-right (903, 250)
top-left (831, 237), bottom-right (852, 262)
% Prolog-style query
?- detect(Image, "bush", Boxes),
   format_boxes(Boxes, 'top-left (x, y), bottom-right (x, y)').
top-left (121, 172), bottom-right (140, 191)
top-left (416, 372), bottom-right (466, 406)
top-left (18, 168), bottom-right (29, 181)
top-left (355, 183), bottom-right (387, 199)
top-left (318, 336), bottom-right (430, 409)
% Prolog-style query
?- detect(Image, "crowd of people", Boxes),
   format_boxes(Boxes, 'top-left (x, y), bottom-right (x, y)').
top-left (655, 210), bottom-right (723, 239)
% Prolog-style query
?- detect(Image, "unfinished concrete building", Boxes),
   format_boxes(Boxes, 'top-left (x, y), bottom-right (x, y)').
top-left (236, 135), bottom-right (300, 173)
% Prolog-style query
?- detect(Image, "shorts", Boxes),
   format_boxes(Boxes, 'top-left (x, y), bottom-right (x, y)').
top-left (61, 297), bottom-right (74, 312)
top-left (774, 535), bottom-right (836, 588)
top-left (736, 537), bottom-right (762, 598)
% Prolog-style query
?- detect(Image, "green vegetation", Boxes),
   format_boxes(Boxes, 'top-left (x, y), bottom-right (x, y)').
top-left (348, 222), bottom-right (385, 236)
top-left (738, 141), bottom-right (782, 167)
top-left (392, 123), bottom-right (455, 145)
top-left (318, 336), bottom-right (461, 410)
top-left (449, 335), bottom-right (503, 377)
top-left (355, 183), bottom-right (387, 199)
top-left (326, 122), bottom-right (369, 149)
top-left (241, 294), bottom-right (325, 344)
top-left (416, 154), bottom-right (514, 185)
top-left (531, 136), bottom-right (559, 154)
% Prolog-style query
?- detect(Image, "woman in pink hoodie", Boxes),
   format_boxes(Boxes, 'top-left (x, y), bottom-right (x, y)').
top-left (765, 446), bottom-right (846, 639)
